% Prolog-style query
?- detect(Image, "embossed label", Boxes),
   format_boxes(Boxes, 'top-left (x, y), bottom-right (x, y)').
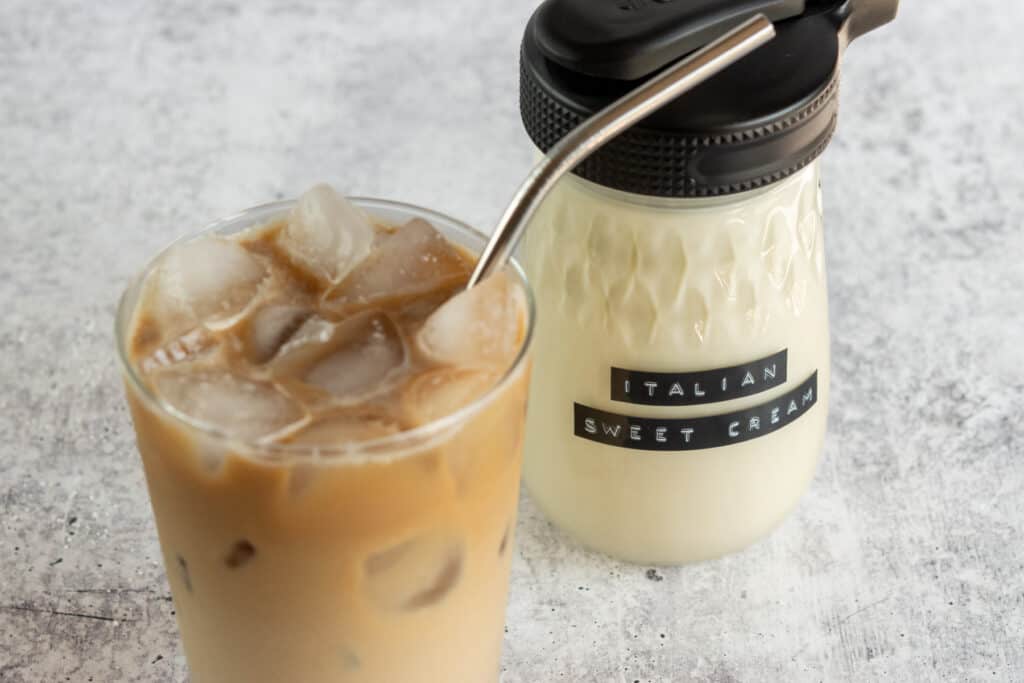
top-left (576, 371), bottom-right (817, 451)
top-left (611, 350), bottom-right (787, 406)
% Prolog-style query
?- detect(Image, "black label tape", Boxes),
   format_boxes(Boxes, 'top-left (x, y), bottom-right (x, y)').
top-left (576, 371), bottom-right (817, 451)
top-left (610, 349), bottom-right (787, 406)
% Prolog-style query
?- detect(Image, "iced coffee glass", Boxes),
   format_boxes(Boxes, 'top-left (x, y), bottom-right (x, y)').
top-left (115, 197), bottom-right (534, 683)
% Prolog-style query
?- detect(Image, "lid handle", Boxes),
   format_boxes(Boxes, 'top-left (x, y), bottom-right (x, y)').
top-left (827, 0), bottom-right (900, 46)
top-left (532, 0), bottom-right (805, 80)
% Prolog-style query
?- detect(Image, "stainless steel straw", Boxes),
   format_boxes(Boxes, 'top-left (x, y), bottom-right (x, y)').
top-left (468, 14), bottom-right (776, 287)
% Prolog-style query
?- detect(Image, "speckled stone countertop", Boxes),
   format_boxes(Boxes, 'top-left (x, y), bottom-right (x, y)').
top-left (1, 1), bottom-right (1022, 681)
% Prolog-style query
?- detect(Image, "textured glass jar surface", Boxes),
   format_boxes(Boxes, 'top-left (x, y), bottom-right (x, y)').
top-left (522, 162), bottom-right (830, 564)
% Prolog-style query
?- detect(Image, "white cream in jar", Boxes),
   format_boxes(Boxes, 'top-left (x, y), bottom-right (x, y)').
top-left (522, 162), bottom-right (829, 564)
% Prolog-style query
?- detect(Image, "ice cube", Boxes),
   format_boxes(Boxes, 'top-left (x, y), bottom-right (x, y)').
top-left (416, 272), bottom-right (523, 370)
top-left (240, 303), bottom-right (312, 364)
top-left (394, 279), bottom-right (464, 328)
top-left (400, 368), bottom-right (504, 494)
top-left (288, 409), bottom-right (401, 446)
top-left (194, 433), bottom-right (227, 473)
top-left (140, 327), bottom-right (217, 373)
top-left (364, 533), bottom-right (463, 611)
top-left (278, 184), bottom-right (374, 285)
top-left (287, 463), bottom-right (318, 499)
top-left (400, 367), bottom-right (500, 426)
top-left (271, 311), bottom-right (408, 403)
top-left (326, 218), bottom-right (471, 309)
top-left (153, 370), bottom-right (306, 440)
top-left (158, 237), bottom-right (266, 328)
top-left (285, 409), bottom-right (403, 497)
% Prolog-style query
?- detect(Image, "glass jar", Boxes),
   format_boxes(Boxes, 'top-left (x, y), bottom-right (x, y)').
top-left (522, 162), bottom-right (829, 564)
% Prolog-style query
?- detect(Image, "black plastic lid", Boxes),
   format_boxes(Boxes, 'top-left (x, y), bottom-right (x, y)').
top-left (521, 0), bottom-right (898, 197)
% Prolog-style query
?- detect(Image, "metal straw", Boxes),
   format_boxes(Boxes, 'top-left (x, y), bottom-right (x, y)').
top-left (468, 14), bottom-right (776, 287)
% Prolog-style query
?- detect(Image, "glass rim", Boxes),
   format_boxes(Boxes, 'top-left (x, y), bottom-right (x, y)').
top-left (115, 196), bottom-right (536, 462)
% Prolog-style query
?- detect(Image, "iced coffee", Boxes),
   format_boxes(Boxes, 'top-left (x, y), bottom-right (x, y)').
top-left (115, 187), bottom-right (533, 682)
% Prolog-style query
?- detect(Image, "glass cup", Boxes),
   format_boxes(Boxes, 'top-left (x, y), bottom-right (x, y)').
top-left (115, 199), bottom-right (535, 683)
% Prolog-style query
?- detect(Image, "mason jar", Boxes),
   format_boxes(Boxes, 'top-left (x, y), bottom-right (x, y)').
top-left (516, 0), bottom-right (896, 563)
top-left (522, 162), bottom-right (829, 564)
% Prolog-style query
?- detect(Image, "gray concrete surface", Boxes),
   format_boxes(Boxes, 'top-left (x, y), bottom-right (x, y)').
top-left (1, 1), bottom-right (1022, 681)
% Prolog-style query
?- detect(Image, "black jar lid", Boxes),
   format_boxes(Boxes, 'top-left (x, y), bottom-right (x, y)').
top-left (520, 0), bottom-right (898, 197)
